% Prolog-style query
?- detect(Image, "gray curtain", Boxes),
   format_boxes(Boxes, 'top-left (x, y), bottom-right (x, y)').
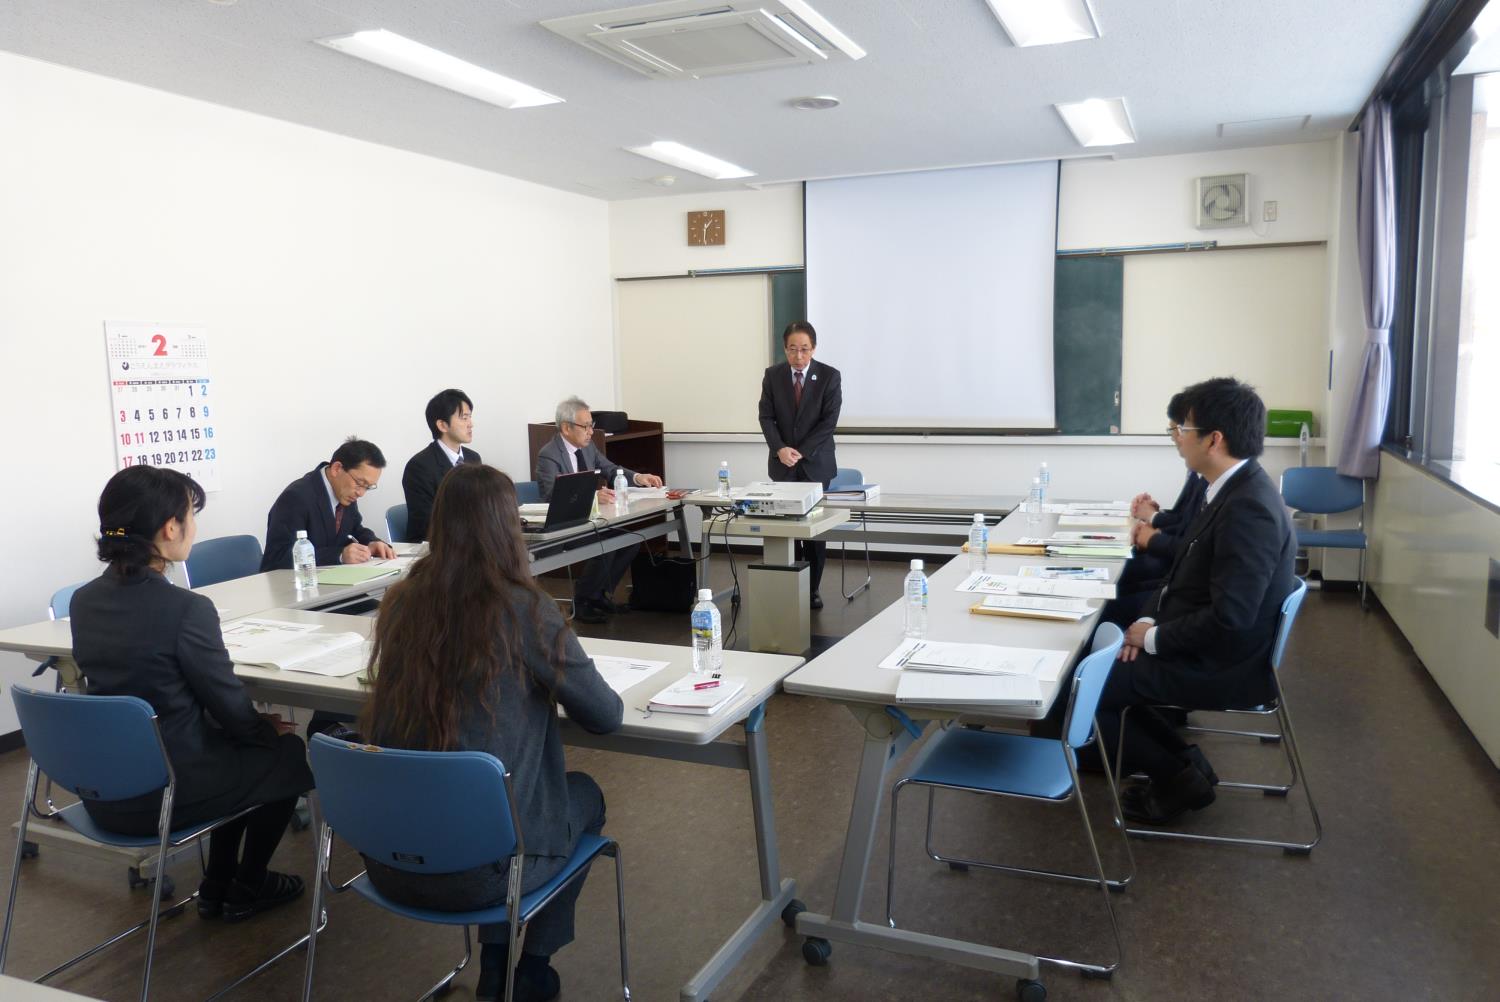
top-left (1337, 101), bottom-right (1396, 478)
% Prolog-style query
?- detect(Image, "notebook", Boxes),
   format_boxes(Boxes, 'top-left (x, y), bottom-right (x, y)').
top-left (315, 564), bottom-right (402, 586)
top-left (648, 675), bottom-right (747, 715)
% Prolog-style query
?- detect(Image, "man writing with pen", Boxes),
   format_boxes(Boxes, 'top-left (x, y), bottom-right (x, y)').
top-left (261, 437), bottom-right (397, 571)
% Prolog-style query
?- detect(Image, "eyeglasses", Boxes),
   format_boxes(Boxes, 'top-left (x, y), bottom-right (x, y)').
top-left (784, 346), bottom-right (814, 355)
top-left (349, 475), bottom-right (379, 493)
top-left (569, 420), bottom-right (596, 431)
top-left (1167, 424), bottom-right (1205, 437)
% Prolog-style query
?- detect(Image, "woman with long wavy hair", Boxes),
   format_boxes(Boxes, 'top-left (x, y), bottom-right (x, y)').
top-left (361, 463), bottom-right (622, 1002)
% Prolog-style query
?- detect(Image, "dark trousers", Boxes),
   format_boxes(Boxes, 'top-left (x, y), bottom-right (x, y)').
top-left (364, 772), bottom-right (608, 957)
top-left (575, 543), bottom-right (640, 606)
top-left (796, 540), bottom-right (826, 595)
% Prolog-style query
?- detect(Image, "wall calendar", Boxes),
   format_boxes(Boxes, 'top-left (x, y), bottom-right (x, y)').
top-left (106, 321), bottom-right (220, 491)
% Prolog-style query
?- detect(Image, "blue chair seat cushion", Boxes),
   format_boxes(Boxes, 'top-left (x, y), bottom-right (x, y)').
top-left (56, 801), bottom-right (227, 849)
top-left (1296, 528), bottom-right (1367, 549)
top-left (902, 728), bottom-right (1074, 801)
top-left (348, 833), bottom-right (613, 926)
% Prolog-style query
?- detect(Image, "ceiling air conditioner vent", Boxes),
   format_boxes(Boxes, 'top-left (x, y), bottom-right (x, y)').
top-left (541, 0), bottom-right (865, 79)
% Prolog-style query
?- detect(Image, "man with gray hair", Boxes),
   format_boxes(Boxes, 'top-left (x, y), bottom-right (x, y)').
top-left (535, 396), bottom-right (664, 623)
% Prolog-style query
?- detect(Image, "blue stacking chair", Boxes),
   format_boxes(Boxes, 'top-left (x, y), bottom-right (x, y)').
top-left (1281, 466), bottom-right (1368, 607)
top-left (47, 581), bottom-right (85, 621)
top-left (1117, 579), bottom-right (1322, 854)
top-left (827, 467), bottom-right (872, 599)
top-left (302, 735), bottom-right (630, 1002)
top-left (183, 534), bottom-right (263, 588)
top-left (1, 686), bottom-right (313, 1001)
top-left (515, 480), bottom-right (542, 504)
top-left (885, 624), bottom-right (1131, 984)
top-left (385, 504), bottom-right (410, 544)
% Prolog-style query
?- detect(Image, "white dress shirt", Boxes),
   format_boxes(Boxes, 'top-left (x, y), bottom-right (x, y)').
top-left (438, 440), bottom-right (464, 467)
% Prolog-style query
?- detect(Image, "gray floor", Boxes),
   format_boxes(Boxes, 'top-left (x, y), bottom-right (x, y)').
top-left (3, 553), bottom-right (1499, 1001)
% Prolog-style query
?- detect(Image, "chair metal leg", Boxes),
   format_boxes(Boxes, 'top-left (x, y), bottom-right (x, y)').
top-left (1358, 547), bottom-right (1368, 610)
top-left (839, 517), bottom-right (872, 601)
top-left (301, 804), bottom-right (332, 1002)
top-left (0, 762), bottom-right (41, 972)
top-left (419, 926), bottom-right (471, 1002)
top-left (1035, 758), bottom-right (1123, 977)
top-left (137, 785), bottom-right (176, 1002)
top-left (606, 843), bottom-right (632, 1001)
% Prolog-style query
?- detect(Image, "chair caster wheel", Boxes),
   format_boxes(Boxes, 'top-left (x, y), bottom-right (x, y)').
top-left (947, 862), bottom-right (970, 872)
top-left (1017, 977), bottom-right (1046, 1001)
top-left (21, 841), bottom-right (39, 859)
top-left (781, 899), bottom-right (806, 928)
top-left (801, 937), bottom-right (832, 966)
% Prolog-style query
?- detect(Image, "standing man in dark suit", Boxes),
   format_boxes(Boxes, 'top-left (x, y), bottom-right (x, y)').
top-left (261, 437), bottom-right (396, 571)
top-left (1099, 377), bottom-right (1298, 825)
top-left (536, 396), bottom-right (663, 624)
top-left (402, 389), bottom-right (480, 543)
top-left (758, 321), bottom-right (842, 609)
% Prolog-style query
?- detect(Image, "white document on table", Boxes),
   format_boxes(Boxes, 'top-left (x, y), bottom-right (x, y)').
top-left (622, 486), bottom-right (670, 499)
top-left (230, 630), bottom-right (368, 674)
top-left (975, 595), bottom-right (1092, 621)
top-left (221, 618), bottom-right (322, 651)
top-left (955, 572), bottom-right (1022, 595)
top-left (591, 656), bottom-right (671, 696)
top-left (1017, 565), bottom-right (1111, 581)
top-left (878, 639), bottom-right (1042, 676)
top-left (283, 641), bottom-right (372, 677)
top-left (1056, 515), bottom-right (1133, 528)
top-left (960, 572), bottom-right (1115, 600)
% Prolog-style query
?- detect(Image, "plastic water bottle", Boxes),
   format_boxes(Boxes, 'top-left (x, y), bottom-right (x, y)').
top-left (292, 530), bottom-right (318, 595)
top-left (718, 460), bottom-right (732, 497)
top-left (1037, 462), bottom-right (1051, 504)
top-left (1026, 477), bottom-right (1043, 528)
top-left (968, 514), bottom-right (988, 573)
top-left (613, 468), bottom-right (630, 514)
top-left (690, 588), bottom-right (723, 674)
top-left (903, 560), bottom-right (929, 639)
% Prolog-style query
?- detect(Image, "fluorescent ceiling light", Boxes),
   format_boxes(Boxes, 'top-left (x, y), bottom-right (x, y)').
top-left (626, 141), bottom-right (755, 180)
top-left (1054, 97), bottom-right (1135, 147)
top-left (985, 0), bottom-right (1100, 47)
top-left (315, 29), bottom-right (563, 109)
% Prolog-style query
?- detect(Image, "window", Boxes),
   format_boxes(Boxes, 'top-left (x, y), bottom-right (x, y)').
top-left (1454, 72), bottom-right (1500, 465)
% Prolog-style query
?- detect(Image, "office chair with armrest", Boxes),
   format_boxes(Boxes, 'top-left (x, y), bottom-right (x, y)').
top-left (302, 734), bottom-right (630, 1002)
top-left (183, 534), bottom-right (263, 589)
top-left (1, 686), bottom-right (316, 1002)
top-left (885, 624), bottom-right (1131, 990)
top-left (1280, 466), bottom-right (1367, 607)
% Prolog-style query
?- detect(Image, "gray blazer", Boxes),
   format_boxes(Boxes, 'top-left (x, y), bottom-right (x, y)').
top-left (535, 434), bottom-right (634, 501)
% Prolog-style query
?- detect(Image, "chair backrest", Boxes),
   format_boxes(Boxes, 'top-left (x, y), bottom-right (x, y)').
top-left (48, 581), bottom-right (86, 620)
top-left (829, 468), bottom-right (864, 491)
top-left (184, 534), bottom-right (263, 589)
top-left (10, 686), bottom-right (171, 801)
top-left (385, 504), bottom-right (410, 544)
top-left (1270, 578), bottom-right (1310, 671)
top-left (309, 734), bottom-right (519, 874)
top-left (515, 480), bottom-right (542, 504)
top-left (1280, 466), bottom-right (1363, 515)
top-left (1064, 622), bottom-right (1125, 749)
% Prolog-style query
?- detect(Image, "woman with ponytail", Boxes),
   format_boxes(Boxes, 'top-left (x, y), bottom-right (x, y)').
top-left (70, 465), bottom-right (314, 921)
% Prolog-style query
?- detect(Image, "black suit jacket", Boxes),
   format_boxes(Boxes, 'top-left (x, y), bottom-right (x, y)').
top-left (758, 359), bottom-right (842, 486)
top-left (70, 570), bottom-right (285, 810)
top-left (1144, 472), bottom-right (1207, 562)
top-left (1145, 460), bottom-right (1298, 707)
top-left (402, 441), bottom-right (481, 542)
top-left (261, 464), bottom-right (379, 570)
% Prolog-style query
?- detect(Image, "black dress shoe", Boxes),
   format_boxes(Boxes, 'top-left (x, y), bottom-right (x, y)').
top-left (599, 597), bottom-right (630, 615)
top-left (197, 878), bottom-right (228, 918)
top-left (1182, 744), bottom-right (1219, 786)
top-left (476, 951), bottom-right (561, 1002)
top-left (810, 592), bottom-right (824, 610)
top-left (1121, 765), bottom-right (1215, 825)
top-left (573, 602), bottom-right (608, 625)
top-left (222, 871), bottom-right (304, 922)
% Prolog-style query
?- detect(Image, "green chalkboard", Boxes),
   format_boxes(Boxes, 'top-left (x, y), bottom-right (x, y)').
top-left (1054, 256), bottom-right (1123, 434)
top-left (770, 270), bottom-right (807, 360)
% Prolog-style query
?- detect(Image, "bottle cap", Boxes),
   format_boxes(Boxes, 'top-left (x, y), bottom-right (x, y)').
top-left (1032, 477), bottom-right (1041, 484)
top-left (910, 559), bottom-right (923, 570)
top-left (296, 530), bottom-right (308, 539)
top-left (973, 512), bottom-right (984, 521)
top-left (698, 588), bottom-right (713, 601)
top-left (1040, 461), bottom-right (1049, 469)
top-left (721, 461), bottom-right (729, 467)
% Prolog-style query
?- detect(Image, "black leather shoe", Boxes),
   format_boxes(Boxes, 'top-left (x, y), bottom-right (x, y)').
top-left (197, 878), bottom-right (227, 918)
top-left (222, 871), bottom-right (304, 922)
top-left (573, 602), bottom-right (608, 625)
top-left (599, 597), bottom-right (631, 615)
top-left (476, 953), bottom-right (560, 1002)
top-left (810, 592), bottom-right (824, 610)
top-left (1121, 765), bottom-right (1215, 825)
top-left (1183, 744), bottom-right (1219, 786)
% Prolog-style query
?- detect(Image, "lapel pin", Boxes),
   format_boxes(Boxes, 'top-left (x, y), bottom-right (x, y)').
top-left (811, 373), bottom-right (817, 381)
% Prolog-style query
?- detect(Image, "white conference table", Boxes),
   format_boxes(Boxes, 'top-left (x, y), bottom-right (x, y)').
top-left (0, 974), bottom-right (102, 1000)
top-left (0, 600), bottom-right (804, 1002)
top-left (524, 496), bottom-right (695, 577)
top-left (781, 506), bottom-right (1126, 987)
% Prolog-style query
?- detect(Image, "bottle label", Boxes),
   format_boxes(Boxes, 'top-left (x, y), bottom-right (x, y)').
top-left (691, 610), bottom-right (715, 631)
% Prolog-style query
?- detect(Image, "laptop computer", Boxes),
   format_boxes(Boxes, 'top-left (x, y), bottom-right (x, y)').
top-left (521, 471), bottom-right (597, 533)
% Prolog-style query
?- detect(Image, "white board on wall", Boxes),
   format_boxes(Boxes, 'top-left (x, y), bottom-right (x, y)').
top-left (1120, 245), bottom-right (1328, 433)
top-left (616, 275), bottom-right (770, 433)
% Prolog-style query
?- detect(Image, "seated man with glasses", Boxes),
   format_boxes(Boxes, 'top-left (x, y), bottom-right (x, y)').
top-left (536, 396), bottom-right (663, 624)
top-left (261, 436), bottom-right (397, 571)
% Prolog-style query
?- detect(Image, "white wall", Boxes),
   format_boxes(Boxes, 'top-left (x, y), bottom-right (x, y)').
top-left (608, 186), bottom-right (804, 277)
top-left (0, 52), bottom-right (613, 734)
top-left (1058, 141), bottom-right (1336, 249)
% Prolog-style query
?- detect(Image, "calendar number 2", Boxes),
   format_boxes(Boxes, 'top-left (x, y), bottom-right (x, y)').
top-left (150, 334), bottom-right (168, 356)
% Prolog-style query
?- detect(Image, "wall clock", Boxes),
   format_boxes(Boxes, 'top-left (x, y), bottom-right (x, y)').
top-left (687, 209), bottom-right (726, 246)
top-left (1196, 173), bottom-right (1249, 228)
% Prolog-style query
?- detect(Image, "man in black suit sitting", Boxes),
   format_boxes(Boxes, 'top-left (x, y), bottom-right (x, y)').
top-left (402, 389), bottom-right (481, 543)
top-left (1100, 377), bottom-right (1298, 825)
top-left (261, 437), bottom-right (396, 571)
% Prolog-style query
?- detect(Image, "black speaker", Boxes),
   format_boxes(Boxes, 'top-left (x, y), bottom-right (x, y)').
top-left (628, 552), bottom-right (697, 612)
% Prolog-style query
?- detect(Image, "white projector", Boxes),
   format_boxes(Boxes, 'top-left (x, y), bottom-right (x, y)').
top-left (729, 481), bottom-right (823, 517)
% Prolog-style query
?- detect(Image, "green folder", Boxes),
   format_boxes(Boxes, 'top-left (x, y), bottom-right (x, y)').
top-left (315, 564), bottom-right (401, 586)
